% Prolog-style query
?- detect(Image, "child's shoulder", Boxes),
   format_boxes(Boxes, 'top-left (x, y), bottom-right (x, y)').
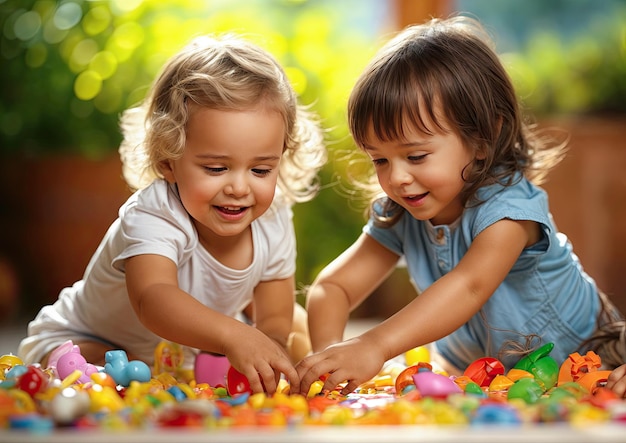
top-left (467, 176), bottom-right (551, 229)
top-left (120, 179), bottom-right (186, 219)
top-left (476, 175), bottom-right (546, 205)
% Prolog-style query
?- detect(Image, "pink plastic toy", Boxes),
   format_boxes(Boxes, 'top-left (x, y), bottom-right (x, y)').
top-left (413, 368), bottom-right (462, 398)
top-left (54, 343), bottom-right (99, 384)
top-left (194, 353), bottom-right (230, 387)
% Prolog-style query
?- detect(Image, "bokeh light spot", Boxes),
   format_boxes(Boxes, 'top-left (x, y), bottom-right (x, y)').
top-left (14, 11), bottom-right (41, 41)
top-left (54, 2), bottom-right (83, 31)
top-left (71, 38), bottom-right (99, 67)
top-left (83, 6), bottom-right (111, 36)
top-left (89, 51), bottom-right (117, 79)
top-left (111, 22), bottom-right (144, 50)
top-left (74, 70), bottom-right (102, 100)
top-left (42, 18), bottom-right (69, 44)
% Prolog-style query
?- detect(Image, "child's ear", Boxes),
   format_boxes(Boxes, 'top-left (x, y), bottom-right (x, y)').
top-left (159, 160), bottom-right (177, 183)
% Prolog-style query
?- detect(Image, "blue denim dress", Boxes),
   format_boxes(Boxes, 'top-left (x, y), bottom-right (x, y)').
top-left (364, 175), bottom-right (600, 370)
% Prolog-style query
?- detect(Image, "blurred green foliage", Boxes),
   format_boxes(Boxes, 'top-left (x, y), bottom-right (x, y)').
top-left (0, 0), bottom-right (381, 157)
top-left (501, 5), bottom-right (626, 116)
top-left (0, 0), bottom-right (386, 291)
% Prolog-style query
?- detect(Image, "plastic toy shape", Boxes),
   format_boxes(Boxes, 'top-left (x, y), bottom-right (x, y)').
top-left (513, 342), bottom-right (558, 390)
top-left (49, 387), bottom-right (90, 424)
top-left (154, 341), bottom-right (185, 375)
top-left (16, 366), bottom-right (48, 397)
top-left (227, 366), bottom-right (252, 395)
top-left (577, 370), bottom-right (612, 395)
top-left (194, 353), bottom-right (230, 387)
top-left (507, 377), bottom-right (544, 404)
top-left (103, 350), bottom-right (151, 387)
top-left (488, 374), bottom-right (514, 392)
top-left (558, 351), bottom-right (602, 385)
top-left (0, 354), bottom-right (23, 379)
top-left (412, 368), bottom-right (462, 398)
top-left (46, 341), bottom-right (76, 374)
top-left (463, 357), bottom-right (504, 387)
top-left (557, 350), bottom-right (612, 394)
top-left (405, 346), bottom-right (431, 367)
top-left (394, 362), bottom-right (432, 394)
top-left (56, 347), bottom-right (99, 384)
top-left (471, 403), bottom-right (521, 425)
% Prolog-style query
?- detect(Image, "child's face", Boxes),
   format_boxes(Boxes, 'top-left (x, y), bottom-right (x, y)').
top-left (162, 105), bottom-right (285, 242)
top-left (362, 115), bottom-right (477, 226)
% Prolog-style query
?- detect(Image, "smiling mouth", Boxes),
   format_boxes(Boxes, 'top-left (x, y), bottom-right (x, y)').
top-left (216, 206), bottom-right (248, 214)
top-left (405, 192), bottom-right (428, 201)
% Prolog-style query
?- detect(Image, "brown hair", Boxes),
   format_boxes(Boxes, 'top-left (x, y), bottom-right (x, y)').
top-left (348, 15), bottom-right (566, 226)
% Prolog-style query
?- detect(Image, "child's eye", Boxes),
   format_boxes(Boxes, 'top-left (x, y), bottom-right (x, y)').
top-left (372, 158), bottom-right (387, 166)
top-left (252, 168), bottom-right (272, 176)
top-left (408, 154), bottom-right (427, 162)
top-left (203, 166), bottom-right (227, 174)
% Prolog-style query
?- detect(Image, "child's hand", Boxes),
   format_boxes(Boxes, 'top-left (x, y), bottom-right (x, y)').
top-left (292, 336), bottom-right (386, 396)
top-left (606, 364), bottom-right (626, 398)
top-left (223, 326), bottom-right (298, 395)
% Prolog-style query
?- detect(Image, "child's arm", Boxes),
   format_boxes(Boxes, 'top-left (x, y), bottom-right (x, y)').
top-left (606, 364), bottom-right (626, 397)
top-left (306, 233), bottom-right (401, 353)
top-left (295, 218), bottom-right (536, 395)
top-left (124, 253), bottom-right (298, 394)
top-left (252, 277), bottom-right (295, 354)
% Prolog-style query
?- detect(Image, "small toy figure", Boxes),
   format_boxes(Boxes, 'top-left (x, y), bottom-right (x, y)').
top-left (103, 350), bottom-right (151, 387)
top-left (56, 347), bottom-right (99, 384)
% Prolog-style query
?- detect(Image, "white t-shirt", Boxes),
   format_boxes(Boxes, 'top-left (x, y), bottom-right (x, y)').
top-left (19, 179), bottom-right (296, 365)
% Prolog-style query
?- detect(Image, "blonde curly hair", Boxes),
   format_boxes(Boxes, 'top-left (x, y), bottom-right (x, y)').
top-left (119, 34), bottom-right (326, 206)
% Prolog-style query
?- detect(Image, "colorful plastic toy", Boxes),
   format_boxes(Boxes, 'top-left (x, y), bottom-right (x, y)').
top-left (557, 350), bottom-right (612, 394)
top-left (394, 362), bottom-right (432, 394)
top-left (507, 377), bottom-right (544, 404)
top-left (512, 342), bottom-right (559, 390)
top-left (49, 387), bottom-right (90, 424)
top-left (153, 341), bottom-right (193, 382)
top-left (0, 354), bottom-right (23, 380)
top-left (226, 366), bottom-right (252, 395)
top-left (56, 346), bottom-right (99, 384)
top-left (103, 350), bottom-right (151, 387)
top-left (16, 365), bottom-right (48, 397)
top-left (463, 357), bottom-right (504, 387)
top-left (194, 352), bottom-right (231, 387)
top-left (405, 346), bottom-right (431, 367)
top-left (412, 367), bottom-right (462, 398)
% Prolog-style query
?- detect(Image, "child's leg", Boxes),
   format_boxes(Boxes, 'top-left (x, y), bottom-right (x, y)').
top-left (287, 303), bottom-right (311, 364)
top-left (41, 341), bottom-right (139, 368)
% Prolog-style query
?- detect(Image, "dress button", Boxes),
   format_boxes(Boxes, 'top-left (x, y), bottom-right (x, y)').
top-left (436, 228), bottom-right (445, 244)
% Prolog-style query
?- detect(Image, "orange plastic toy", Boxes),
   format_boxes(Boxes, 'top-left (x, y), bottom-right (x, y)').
top-left (557, 351), bottom-right (612, 394)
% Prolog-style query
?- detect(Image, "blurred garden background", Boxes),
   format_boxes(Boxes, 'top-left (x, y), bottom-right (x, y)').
top-left (0, 0), bottom-right (625, 326)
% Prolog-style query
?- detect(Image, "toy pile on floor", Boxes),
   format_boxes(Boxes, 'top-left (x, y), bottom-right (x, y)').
top-left (1, 340), bottom-right (626, 434)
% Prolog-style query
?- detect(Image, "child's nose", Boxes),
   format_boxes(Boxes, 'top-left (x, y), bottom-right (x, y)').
top-left (224, 176), bottom-right (250, 197)
top-left (389, 162), bottom-right (413, 187)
